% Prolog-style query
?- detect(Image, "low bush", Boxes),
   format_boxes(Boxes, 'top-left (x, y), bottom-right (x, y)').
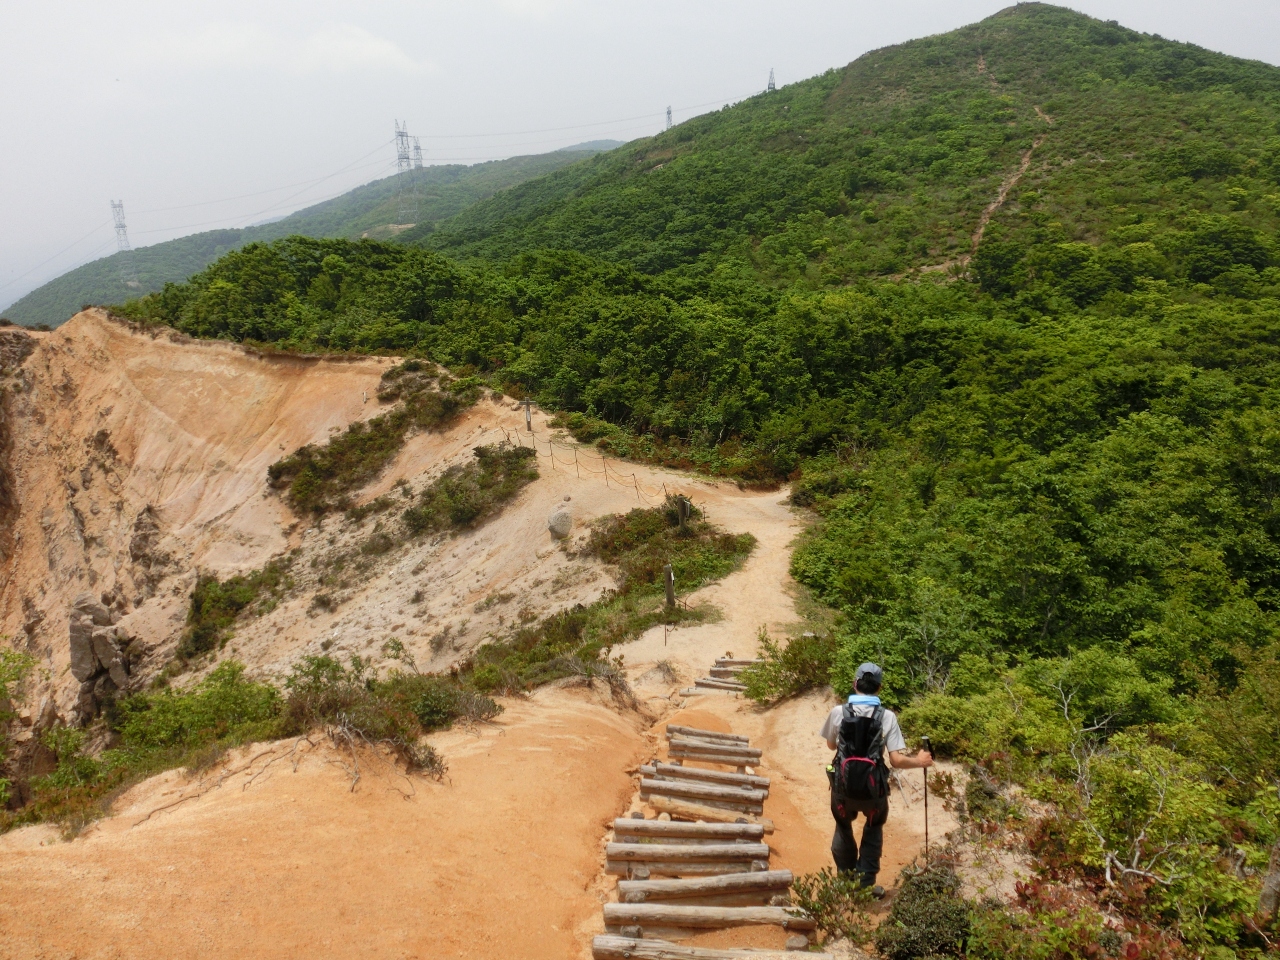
top-left (461, 498), bottom-right (755, 691)
top-left (403, 444), bottom-right (537, 534)
top-left (0, 649), bottom-right (35, 807)
top-left (2, 651), bottom-right (509, 833)
top-left (791, 867), bottom-right (874, 945)
top-left (874, 862), bottom-right (970, 960)
top-left (177, 560), bottom-right (292, 661)
top-left (741, 627), bottom-right (838, 702)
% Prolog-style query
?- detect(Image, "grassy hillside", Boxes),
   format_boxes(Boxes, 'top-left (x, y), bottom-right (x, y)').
top-left (100, 6), bottom-right (1280, 951)
top-left (3, 144), bottom-right (620, 328)
top-left (415, 4), bottom-right (1280, 289)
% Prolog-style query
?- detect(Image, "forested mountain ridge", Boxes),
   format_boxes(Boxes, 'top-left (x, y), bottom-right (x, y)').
top-left (3, 144), bottom-right (619, 329)
top-left (414, 2), bottom-right (1280, 293)
top-left (103, 7), bottom-right (1280, 951)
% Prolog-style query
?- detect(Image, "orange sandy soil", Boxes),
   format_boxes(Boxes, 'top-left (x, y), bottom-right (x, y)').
top-left (0, 686), bottom-right (649, 960)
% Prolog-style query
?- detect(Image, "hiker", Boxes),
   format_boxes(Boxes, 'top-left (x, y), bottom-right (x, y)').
top-left (820, 661), bottom-right (933, 895)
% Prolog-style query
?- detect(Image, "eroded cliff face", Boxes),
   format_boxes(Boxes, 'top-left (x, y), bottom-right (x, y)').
top-left (0, 310), bottom-right (392, 719)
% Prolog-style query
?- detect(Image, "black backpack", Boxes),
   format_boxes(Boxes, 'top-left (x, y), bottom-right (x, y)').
top-left (834, 704), bottom-right (889, 802)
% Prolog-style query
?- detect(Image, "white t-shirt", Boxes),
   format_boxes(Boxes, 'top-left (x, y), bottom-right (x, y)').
top-left (819, 702), bottom-right (907, 756)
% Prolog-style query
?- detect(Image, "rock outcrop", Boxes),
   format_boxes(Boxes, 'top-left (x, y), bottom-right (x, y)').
top-left (67, 592), bottom-right (130, 722)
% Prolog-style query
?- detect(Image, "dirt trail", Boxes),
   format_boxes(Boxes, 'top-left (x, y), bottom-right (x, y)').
top-left (915, 102), bottom-right (1053, 278)
top-left (0, 314), bottom-right (950, 958)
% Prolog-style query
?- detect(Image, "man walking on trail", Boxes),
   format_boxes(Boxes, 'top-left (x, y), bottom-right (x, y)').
top-left (820, 662), bottom-right (933, 895)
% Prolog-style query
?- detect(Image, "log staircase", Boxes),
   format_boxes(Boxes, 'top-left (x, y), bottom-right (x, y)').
top-left (591, 718), bottom-right (833, 959)
top-left (682, 658), bottom-right (760, 695)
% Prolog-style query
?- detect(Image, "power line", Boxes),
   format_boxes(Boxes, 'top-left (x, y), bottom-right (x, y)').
top-left (422, 92), bottom-right (750, 139)
top-left (0, 218), bottom-right (113, 294)
top-left (5, 89), bottom-right (757, 296)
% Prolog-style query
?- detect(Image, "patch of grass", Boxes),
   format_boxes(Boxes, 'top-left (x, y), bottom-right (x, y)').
top-left (1, 650), bottom-right (507, 834)
top-left (461, 497), bottom-right (755, 692)
top-left (177, 559), bottom-right (292, 662)
top-left (268, 361), bottom-right (482, 515)
top-left (474, 591), bottom-right (514, 612)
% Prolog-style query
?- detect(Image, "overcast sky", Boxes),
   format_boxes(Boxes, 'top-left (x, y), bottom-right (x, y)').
top-left (2, 0), bottom-right (1277, 309)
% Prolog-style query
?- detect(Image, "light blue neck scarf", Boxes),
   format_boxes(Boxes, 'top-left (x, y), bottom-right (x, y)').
top-left (847, 694), bottom-right (881, 707)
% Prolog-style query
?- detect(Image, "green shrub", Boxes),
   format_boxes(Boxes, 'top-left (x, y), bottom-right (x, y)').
top-left (791, 867), bottom-right (874, 945)
top-left (375, 672), bottom-right (501, 730)
top-left (741, 627), bottom-right (837, 702)
top-left (177, 560), bottom-right (291, 661)
top-left (875, 863), bottom-right (970, 960)
top-left (403, 444), bottom-right (538, 534)
top-left (111, 661), bottom-right (282, 753)
top-left (462, 502), bottom-right (754, 692)
top-left (968, 884), bottom-right (1123, 960)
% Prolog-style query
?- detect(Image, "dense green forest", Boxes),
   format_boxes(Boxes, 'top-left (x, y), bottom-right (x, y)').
top-left (110, 3), bottom-right (1280, 954)
top-left (2, 143), bottom-right (618, 329)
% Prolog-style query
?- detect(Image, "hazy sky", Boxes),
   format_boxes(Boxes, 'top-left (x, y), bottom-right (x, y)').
top-left (2, 0), bottom-right (1277, 309)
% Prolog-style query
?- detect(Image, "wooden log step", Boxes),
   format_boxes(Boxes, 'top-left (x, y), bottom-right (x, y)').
top-left (603, 903), bottom-right (816, 933)
top-left (640, 790), bottom-right (763, 816)
top-left (617, 870), bottom-right (793, 906)
top-left (606, 842), bottom-right (770, 864)
top-left (714, 659), bottom-right (761, 668)
top-left (593, 936), bottom-right (833, 960)
top-left (640, 763), bottom-right (770, 792)
top-left (665, 753), bottom-right (755, 773)
top-left (648, 795), bottom-right (774, 833)
top-left (605, 860), bottom-right (763, 878)
top-left (664, 724), bottom-right (750, 744)
top-left (612, 819), bottom-right (765, 842)
top-left (710, 666), bottom-right (747, 679)
top-left (640, 778), bottom-right (765, 813)
top-left (694, 677), bottom-right (747, 691)
top-left (665, 749), bottom-right (757, 769)
top-left (669, 740), bottom-right (762, 761)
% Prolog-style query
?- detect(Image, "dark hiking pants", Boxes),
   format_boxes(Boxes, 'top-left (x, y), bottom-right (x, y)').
top-left (830, 791), bottom-right (890, 885)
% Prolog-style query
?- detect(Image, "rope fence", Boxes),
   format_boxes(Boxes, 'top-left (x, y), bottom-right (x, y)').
top-left (498, 425), bottom-right (700, 511)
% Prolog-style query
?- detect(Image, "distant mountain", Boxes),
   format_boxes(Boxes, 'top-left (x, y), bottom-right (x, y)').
top-left (4, 143), bottom-right (622, 328)
top-left (410, 4), bottom-right (1280, 287)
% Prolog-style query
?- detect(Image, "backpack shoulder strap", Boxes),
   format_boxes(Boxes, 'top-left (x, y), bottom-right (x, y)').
top-left (869, 705), bottom-right (887, 757)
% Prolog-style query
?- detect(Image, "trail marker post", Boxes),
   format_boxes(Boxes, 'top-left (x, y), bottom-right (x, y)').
top-left (922, 735), bottom-right (933, 862)
top-left (521, 399), bottom-right (533, 432)
top-left (664, 564), bottom-right (675, 609)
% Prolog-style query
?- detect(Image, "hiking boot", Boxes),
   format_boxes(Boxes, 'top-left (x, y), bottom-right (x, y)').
top-left (855, 874), bottom-right (885, 898)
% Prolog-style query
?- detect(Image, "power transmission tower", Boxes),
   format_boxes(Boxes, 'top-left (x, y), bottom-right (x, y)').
top-left (394, 120), bottom-right (414, 223)
top-left (666, 106), bottom-right (672, 131)
top-left (412, 136), bottom-right (424, 169)
top-left (110, 200), bottom-right (139, 287)
top-left (768, 68), bottom-right (776, 93)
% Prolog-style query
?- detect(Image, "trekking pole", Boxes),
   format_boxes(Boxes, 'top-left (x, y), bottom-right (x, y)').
top-left (921, 736), bottom-right (933, 864)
